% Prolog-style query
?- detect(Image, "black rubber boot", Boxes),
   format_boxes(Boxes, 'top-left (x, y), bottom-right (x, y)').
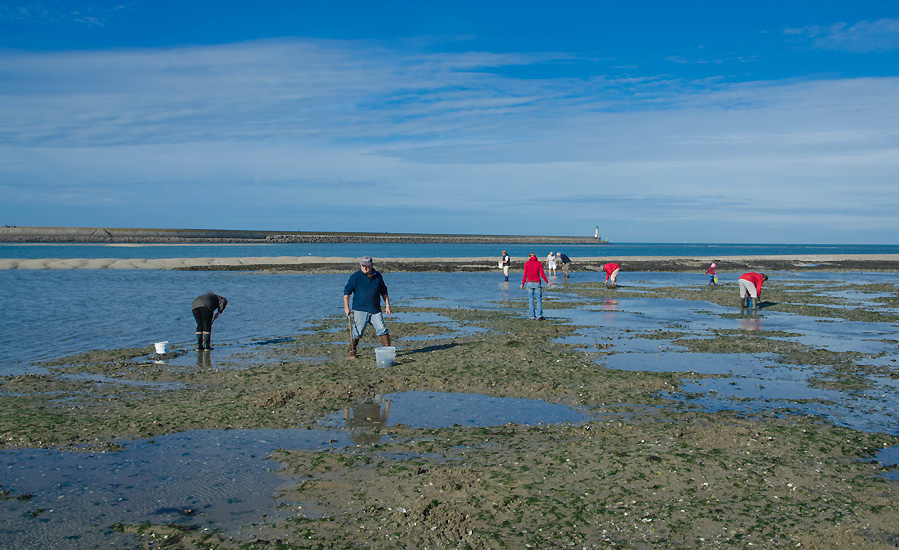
top-left (203, 333), bottom-right (212, 350)
top-left (196, 333), bottom-right (204, 351)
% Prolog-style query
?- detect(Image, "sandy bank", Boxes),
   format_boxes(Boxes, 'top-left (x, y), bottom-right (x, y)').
top-left (1, 254), bottom-right (898, 272)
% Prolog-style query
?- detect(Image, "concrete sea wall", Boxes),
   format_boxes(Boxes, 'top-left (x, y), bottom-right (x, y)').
top-left (0, 226), bottom-right (608, 244)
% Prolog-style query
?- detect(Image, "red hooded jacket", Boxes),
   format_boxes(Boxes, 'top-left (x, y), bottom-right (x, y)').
top-left (602, 263), bottom-right (620, 281)
top-left (739, 272), bottom-right (766, 296)
top-left (522, 256), bottom-right (549, 285)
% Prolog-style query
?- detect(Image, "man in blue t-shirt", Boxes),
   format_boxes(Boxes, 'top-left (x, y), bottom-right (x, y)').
top-left (343, 255), bottom-right (391, 359)
top-left (557, 253), bottom-right (571, 278)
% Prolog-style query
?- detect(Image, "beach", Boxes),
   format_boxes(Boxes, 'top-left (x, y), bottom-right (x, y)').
top-left (1, 258), bottom-right (898, 548)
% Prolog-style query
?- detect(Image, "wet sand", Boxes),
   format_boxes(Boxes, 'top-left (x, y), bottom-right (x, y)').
top-left (2, 254), bottom-right (899, 272)
top-left (2, 271), bottom-right (898, 548)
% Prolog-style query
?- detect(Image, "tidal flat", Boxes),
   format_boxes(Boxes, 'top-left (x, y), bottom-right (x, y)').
top-left (2, 273), bottom-right (899, 549)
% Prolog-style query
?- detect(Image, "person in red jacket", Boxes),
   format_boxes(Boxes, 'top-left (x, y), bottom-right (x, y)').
top-left (601, 262), bottom-right (620, 288)
top-left (521, 253), bottom-right (551, 320)
top-left (738, 272), bottom-right (768, 313)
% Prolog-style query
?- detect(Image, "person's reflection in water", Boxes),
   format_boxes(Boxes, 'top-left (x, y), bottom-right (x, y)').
top-left (196, 349), bottom-right (213, 369)
top-left (344, 396), bottom-right (391, 445)
top-left (738, 317), bottom-right (762, 331)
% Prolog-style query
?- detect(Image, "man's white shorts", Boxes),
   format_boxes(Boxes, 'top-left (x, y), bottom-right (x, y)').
top-left (738, 279), bottom-right (758, 299)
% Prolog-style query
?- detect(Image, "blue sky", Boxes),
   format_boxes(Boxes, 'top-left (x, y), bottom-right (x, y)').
top-left (1, 1), bottom-right (898, 243)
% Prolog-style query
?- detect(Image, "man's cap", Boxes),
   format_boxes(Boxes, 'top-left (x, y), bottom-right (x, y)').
top-left (361, 255), bottom-right (373, 266)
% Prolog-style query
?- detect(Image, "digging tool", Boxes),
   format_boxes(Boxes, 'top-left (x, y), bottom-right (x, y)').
top-left (348, 311), bottom-right (357, 359)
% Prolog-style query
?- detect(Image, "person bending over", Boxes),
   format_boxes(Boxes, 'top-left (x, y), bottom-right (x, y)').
top-left (738, 272), bottom-right (768, 313)
top-left (191, 292), bottom-right (227, 350)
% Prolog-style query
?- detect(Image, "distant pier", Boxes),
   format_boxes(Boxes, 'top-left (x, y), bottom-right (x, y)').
top-left (0, 226), bottom-right (610, 245)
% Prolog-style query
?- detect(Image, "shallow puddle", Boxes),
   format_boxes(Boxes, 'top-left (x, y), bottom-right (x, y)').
top-left (60, 372), bottom-right (186, 389)
top-left (0, 429), bottom-right (353, 549)
top-left (602, 351), bottom-right (774, 375)
top-left (675, 379), bottom-right (899, 434)
top-left (145, 339), bottom-right (302, 370)
top-left (319, 391), bottom-right (590, 431)
top-left (878, 446), bottom-right (899, 480)
top-left (392, 311), bottom-right (488, 341)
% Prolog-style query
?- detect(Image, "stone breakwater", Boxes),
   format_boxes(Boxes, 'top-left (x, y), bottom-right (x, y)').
top-left (0, 226), bottom-right (607, 244)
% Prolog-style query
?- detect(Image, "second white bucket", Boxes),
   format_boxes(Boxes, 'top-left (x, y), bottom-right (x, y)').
top-left (374, 346), bottom-right (396, 367)
top-left (154, 341), bottom-right (169, 354)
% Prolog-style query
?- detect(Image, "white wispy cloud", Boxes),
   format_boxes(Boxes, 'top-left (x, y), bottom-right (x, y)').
top-left (1, 38), bottom-right (898, 241)
top-left (784, 18), bottom-right (899, 53)
top-left (0, 39), bottom-right (580, 147)
top-left (0, 2), bottom-right (127, 27)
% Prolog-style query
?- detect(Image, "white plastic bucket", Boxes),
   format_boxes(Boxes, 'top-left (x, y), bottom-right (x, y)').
top-left (154, 341), bottom-right (169, 354)
top-left (375, 346), bottom-right (396, 367)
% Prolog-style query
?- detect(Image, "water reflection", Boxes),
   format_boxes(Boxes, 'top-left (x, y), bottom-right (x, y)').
top-left (343, 396), bottom-right (391, 444)
top-left (738, 317), bottom-right (763, 331)
top-left (322, 391), bottom-right (589, 430)
top-left (197, 349), bottom-right (212, 369)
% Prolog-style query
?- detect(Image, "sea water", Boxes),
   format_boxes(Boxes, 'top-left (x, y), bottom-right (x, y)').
top-left (2, 241), bottom-right (898, 261)
top-left (3, 268), bottom-right (898, 373)
top-left (0, 270), bottom-right (529, 372)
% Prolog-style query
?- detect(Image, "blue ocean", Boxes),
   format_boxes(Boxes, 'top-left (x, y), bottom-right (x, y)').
top-left (2, 241), bottom-right (899, 260)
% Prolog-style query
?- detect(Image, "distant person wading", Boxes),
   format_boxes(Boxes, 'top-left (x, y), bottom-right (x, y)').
top-left (500, 250), bottom-right (511, 282)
